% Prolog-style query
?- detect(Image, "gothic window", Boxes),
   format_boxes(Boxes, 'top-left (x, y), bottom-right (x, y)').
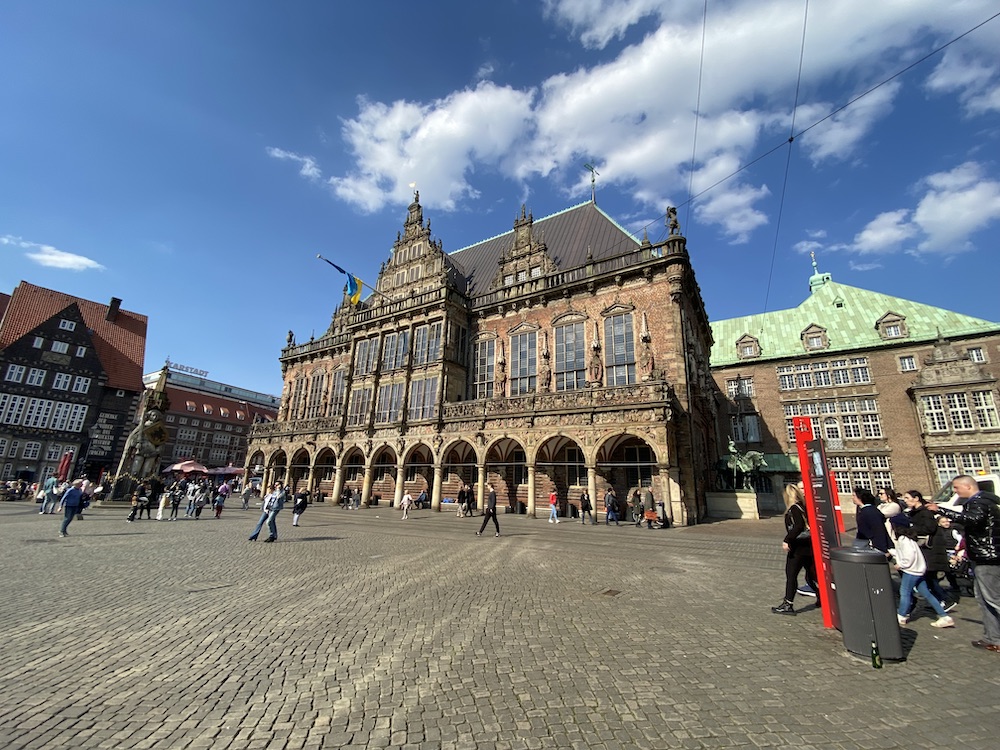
top-left (347, 388), bottom-right (372, 426)
top-left (329, 370), bottom-right (346, 415)
top-left (510, 332), bottom-right (537, 395)
top-left (604, 313), bottom-right (636, 386)
top-left (413, 323), bottom-right (442, 365)
top-left (474, 339), bottom-right (495, 399)
top-left (374, 382), bottom-right (404, 423)
top-left (381, 331), bottom-right (409, 371)
top-left (555, 322), bottom-right (586, 391)
top-left (408, 377), bottom-right (439, 420)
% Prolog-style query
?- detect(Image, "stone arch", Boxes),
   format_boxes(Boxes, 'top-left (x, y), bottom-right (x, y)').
top-left (485, 436), bottom-right (528, 512)
top-left (534, 434), bottom-right (587, 517)
top-left (289, 448), bottom-right (312, 491)
top-left (342, 447), bottom-right (366, 503)
top-left (441, 440), bottom-right (477, 504)
top-left (313, 447), bottom-right (337, 501)
top-left (402, 443), bottom-right (434, 504)
top-left (267, 449), bottom-right (288, 486)
top-left (371, 445), bottom-right (398, 506)
top-left (595, 432), bottom-right (661, 516)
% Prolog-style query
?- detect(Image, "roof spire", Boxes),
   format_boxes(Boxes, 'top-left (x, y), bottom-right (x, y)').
top-left (808, 250), bottom-right (832, 293)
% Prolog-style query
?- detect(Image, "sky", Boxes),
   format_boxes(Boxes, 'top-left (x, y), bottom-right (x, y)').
top-left (2, 0), bottom-right (999, 397)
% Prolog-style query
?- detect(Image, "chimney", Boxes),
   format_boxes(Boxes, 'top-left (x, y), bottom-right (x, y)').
top-left (106, 297), bottom-right (122, 322)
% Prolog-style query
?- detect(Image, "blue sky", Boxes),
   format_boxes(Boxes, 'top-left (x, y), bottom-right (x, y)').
top-left (2, 1), bottom-right (999, 397)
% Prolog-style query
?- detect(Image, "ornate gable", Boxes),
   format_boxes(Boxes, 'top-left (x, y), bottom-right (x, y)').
top-left (491, 205), bottom-right (557, 291)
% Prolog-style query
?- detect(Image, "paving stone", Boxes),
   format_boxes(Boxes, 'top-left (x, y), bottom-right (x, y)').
top-left (1, 503), bottom-right (998, 749)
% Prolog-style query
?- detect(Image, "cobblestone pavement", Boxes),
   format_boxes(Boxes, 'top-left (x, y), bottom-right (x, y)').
top-left (1, 501), bottom-right (997, 750)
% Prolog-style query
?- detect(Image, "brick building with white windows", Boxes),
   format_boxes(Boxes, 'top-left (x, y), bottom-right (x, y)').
top-left (710, 261), bottom-right (1000, 506)
top-left (142, 366), bottom-right (278, 474)
top-left (247, 194), bottom-right (717, 524)
top-left (0, 282), bottom-right (147, 483)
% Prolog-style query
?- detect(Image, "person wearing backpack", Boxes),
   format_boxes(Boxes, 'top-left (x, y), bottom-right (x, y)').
top-left (771, 484), bottom-right (819, 616)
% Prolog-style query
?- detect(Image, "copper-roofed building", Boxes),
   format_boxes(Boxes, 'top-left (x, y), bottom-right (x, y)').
top-left (248, 193), bottom-right (716, 524)
top-left (710, 259), bottom-right (1000, 508)
top-left (0, 281), bottom-right (148, 482)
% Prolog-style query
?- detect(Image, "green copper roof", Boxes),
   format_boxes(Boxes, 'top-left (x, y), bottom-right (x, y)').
top-left (710, 275), bottom-right (1000, 367)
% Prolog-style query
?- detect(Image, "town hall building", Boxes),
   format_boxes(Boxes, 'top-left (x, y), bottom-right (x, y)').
top-left (246, 194), bottom-right (717, 525)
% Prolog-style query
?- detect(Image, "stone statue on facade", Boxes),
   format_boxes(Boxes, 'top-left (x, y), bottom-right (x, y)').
top-left (639, 341), bottom-right (654, 381)
top-left (667, 206), bottom-right (680, 236)
top-left (588, 348), bottom-right (604, 385)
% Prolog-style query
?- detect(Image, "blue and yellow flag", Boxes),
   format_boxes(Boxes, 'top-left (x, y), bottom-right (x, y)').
top-left (319, 256), bottom-right (363, 305)
top-left (345, 274), bottom-right (361, 305)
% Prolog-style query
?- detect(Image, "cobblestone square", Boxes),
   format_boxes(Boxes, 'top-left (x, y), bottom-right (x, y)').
top-left (1, 502), bottom-right (997, 749)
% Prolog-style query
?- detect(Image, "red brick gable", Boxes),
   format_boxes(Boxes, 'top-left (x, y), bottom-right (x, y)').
top-left (0, 281), bottom-right (147, 391)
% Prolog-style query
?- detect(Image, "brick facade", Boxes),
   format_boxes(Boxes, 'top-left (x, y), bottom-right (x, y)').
top-left (247, 196), bottom-right (717, 524)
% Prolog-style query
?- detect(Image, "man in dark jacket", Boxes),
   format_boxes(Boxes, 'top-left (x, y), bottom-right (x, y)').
top-left (929, 475), bottom-right (1000, 652)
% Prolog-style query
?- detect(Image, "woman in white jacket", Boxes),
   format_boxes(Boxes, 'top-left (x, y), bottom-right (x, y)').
top-left (890, 525), bottom-right (955, 628)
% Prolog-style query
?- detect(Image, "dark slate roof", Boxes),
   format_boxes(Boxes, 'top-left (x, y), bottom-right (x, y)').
top-left (447, 201), bottom-right (640, 298)
top-left (0, 281), bottom-right (148, 391)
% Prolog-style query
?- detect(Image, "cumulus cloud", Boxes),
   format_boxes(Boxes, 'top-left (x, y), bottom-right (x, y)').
top-left (1, 235), bottom-right (105, 271)
top-left (268, 0), bottom-right (999, 244)
top-left (810, 162), bottom-right (1000, 257)
top-left (328, 83), bottom-right (535, 213)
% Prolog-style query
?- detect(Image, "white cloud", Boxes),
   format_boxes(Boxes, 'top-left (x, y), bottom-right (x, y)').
top-left (833, 162), bottom-right (1000, 256)
top-left (793, 240), bottom-right (823, 254)
top-left (270, 0), bottom-right (998, 243)
top-left (328, 83), bottom-right (535, 213)
top-left (851, 209), bottom-right (917, 254)
top-left (912, 162), bottom-right (1000, 252)
top-left (1, 235), bottom-right (105, 271)
top-left (266, 147), bottom-right (322, 181)
top-left (848, 261), bottom-right (882, 271)
top-left (796, 82), bottom-right (900, 164)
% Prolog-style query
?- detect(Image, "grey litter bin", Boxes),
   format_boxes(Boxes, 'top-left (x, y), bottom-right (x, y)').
top-left (830, 547), bottom-right (903, 661)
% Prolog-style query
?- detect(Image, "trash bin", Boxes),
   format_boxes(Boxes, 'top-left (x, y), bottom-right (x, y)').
top-left (830, 547), bottom-right (903, 661)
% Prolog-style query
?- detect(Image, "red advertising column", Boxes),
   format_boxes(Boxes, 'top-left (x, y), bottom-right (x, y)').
top-left (792, 416), bottom-right (841, 630)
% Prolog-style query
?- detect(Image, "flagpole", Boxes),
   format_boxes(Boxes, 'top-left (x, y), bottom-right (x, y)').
top-left (316, 255), bottom-right (392, 301)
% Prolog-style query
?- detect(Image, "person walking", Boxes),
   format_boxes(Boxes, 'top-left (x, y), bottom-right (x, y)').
top-left (241, 484), bottom-right (253, 510)
top-left (249, 483), bottom-right (284, 542)
top-left (580, 490), bottom-right (595, 525)
top-left (548, 490), bottom-right (560, 523)
top-left (771, 484), bottom-right (819, 616)
top-left (291, 489), bottom-right (308, 526)
top-left (126, 493), bottom-right (140, 523)
top-left (889, 525), bottom-right (955, 628)
top-left (155, 487), bottom-right (170, 520)
top-left (400, 490), bottom-right (413, 520)
top-left (194, 484), bottom-right (209, 519)
top-left (137, 486), bottom-right (152, 519)
top-left (928, 475), bottom-right (1000, 651)
top-left (168, 485), bottom-right (183, 520)
top-left (40, 475), bottom-right (59, 515)
top-left (213, 489), bottom-right (226, 518)
top-left (477, 483), bottom-right (500, 537)
top-left (604, 487), bottom-right (620, 526)
top-left (185, 481), bottom-right (198, 517)
top-left (852, 486), bottom-right (892, 553)
top-left (58, 479), bottom-right (85, 537)
top-left (456, 483), bottom-right (469, 517)
top-left (641, 486), bottom-right (656, 529)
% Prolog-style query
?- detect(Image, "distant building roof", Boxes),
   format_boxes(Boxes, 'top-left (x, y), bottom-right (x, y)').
top-left (447, 201), bottom-right (640, 298)
top-left (0, 293), bottom-right (10, 322)
top-left (142, 369), bottom-right (279, 409)
top-left (710, 272), bottom-right (1000, 368)
top-left (0, 281), bottom-right (147, 390)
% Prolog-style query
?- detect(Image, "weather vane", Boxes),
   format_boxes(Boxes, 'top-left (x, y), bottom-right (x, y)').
top-left (583, 163), bottom-right (600, 203)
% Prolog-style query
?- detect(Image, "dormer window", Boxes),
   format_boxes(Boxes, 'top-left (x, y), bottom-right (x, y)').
top-left (800, 324), bottom-right (829, 352)
top-left (876, 312), bottom-right (908, 340)
top-left (59, 319), bottom-right (76, 331)
top-left (735, 334), bottom-right (760, 360)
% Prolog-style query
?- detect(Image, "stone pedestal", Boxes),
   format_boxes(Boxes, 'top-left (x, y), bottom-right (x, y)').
top-left (705, 491), bottom-right (760, 520)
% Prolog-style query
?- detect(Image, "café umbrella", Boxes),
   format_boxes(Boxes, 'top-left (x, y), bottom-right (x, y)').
top-left (164, 460), bottom-right (209, 474)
